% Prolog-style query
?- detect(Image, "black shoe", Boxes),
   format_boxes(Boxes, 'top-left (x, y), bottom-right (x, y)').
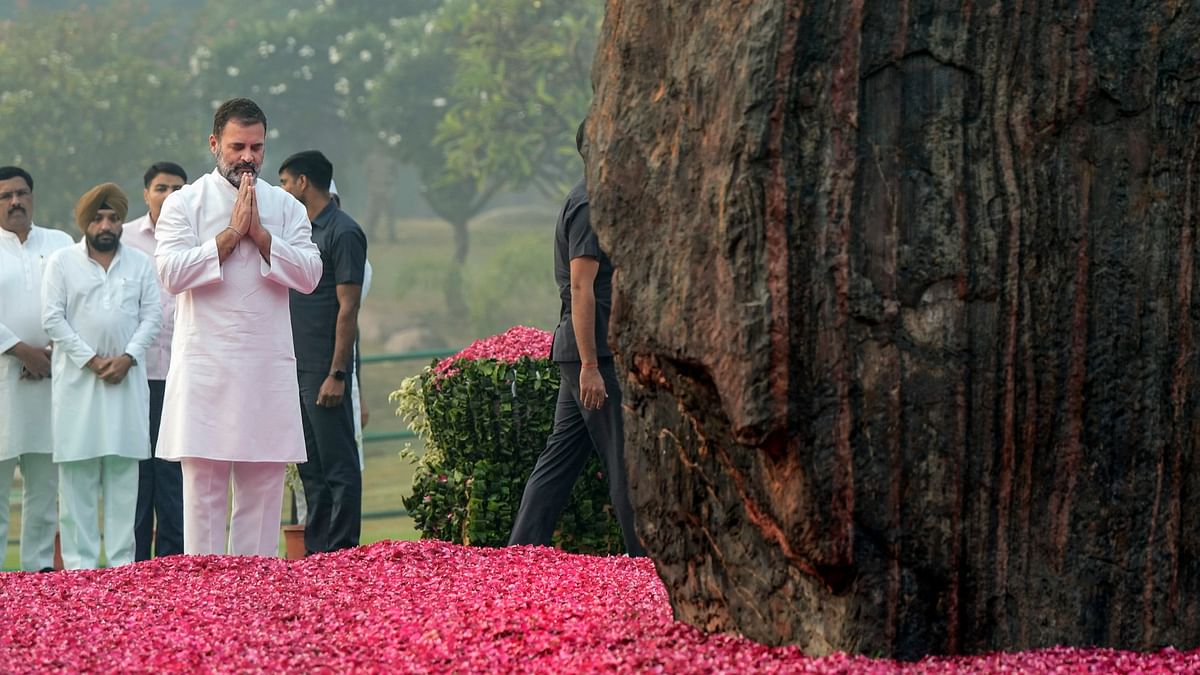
top-left (38, 567), bottom-right (55, 573)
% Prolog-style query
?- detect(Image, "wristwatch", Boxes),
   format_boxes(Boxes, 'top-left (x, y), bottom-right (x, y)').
top-left (124, 353), bottom-right (138, 366)
top-left (331, 369), bottom-right (346, 381)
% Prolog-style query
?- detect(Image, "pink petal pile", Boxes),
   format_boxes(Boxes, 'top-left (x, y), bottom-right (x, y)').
top-left (433, 325), bottom-right (552, 377)
top-left (0, 540), bottom-right (1196, 673)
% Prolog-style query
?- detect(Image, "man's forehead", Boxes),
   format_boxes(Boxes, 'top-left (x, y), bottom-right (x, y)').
top-left (0, 176), bottom-right (31, 191)
top-left (218, 120), bottom-right (266, 143)
top-left (150, 173), bottom-right (185, 186)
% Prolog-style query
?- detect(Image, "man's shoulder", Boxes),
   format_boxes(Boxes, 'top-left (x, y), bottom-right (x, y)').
top-left (556, 179), bottom-right (591, 237)
top-left (259, 182), bottom-right (309, 220)
top-left (33, 225), bottom-right (74, 247)
top-left (174, 176), bottom-right (207, 199)
top-left (328, 208), bottom-right (366, 239)
top-left (121, 215), bottom-right (154, 252)
top-left (120, 244), bottom-right (153, 266)
top-left (565, 178), bottom-right (589, 209)
top-left (161, 180), bottom-right (203, 214)
top-left (260, 181), bottom-right (301, 206)
top-left (44, 240), bottom-right (81, 266)
top-left (122, 213), bottom-right (150, 228)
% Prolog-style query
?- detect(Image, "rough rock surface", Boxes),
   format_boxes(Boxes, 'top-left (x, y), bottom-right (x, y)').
top-left (587, 0), bottom-right (1200, 659)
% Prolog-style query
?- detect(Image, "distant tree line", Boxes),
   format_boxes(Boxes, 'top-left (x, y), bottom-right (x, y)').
top-left (0, 0), bottom-right (597, 255)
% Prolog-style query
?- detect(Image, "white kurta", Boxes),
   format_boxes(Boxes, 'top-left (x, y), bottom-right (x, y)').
top-left (154, 169), bottom-right (322, 463)
top-left (122, 214), bottom-right (175, 380)
top-left (0, 225), bottom-right (75, 459)
top-left (352, 258), bottom-right (373, 469)
top-left (42, 242), bottom-right (162, 462)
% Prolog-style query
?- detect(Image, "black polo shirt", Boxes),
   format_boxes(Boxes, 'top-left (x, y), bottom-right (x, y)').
top-left (550, 178), bottom-right (614, 363)
top-left (289, 200), bottom-right (367, 374)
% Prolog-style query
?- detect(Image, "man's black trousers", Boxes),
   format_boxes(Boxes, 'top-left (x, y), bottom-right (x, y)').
top-left (508, 359), bottom-right (646, 556)
top-left (134, 379), bottom-right (184, 560)
top-left (297, 369), bottom-right (363, 555)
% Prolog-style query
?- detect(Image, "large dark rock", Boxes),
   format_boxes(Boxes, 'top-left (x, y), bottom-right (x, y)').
top-left (587, 0), bottom-right (1200, 659)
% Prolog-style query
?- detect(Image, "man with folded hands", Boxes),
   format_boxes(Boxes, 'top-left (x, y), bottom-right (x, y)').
top-left (42, 183), bottom-right (161, 569)
top-left (154, 98), bottom-right (322, 557)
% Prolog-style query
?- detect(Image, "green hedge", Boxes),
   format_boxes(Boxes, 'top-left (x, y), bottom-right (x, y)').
top-left (394, 356), bottom-right (623, 553)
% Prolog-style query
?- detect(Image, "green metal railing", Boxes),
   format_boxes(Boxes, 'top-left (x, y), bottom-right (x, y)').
top-left (359, 347), bottom-right (458, 444)
top-left (353, 347), bottom-right (459, 522)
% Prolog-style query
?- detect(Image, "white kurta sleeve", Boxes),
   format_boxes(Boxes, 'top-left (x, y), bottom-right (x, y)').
top-left (41, 253), bottom-right (96, 370)
top-left (0, 322), bottom-right (19, 355)
top-left (260, 198), bottom-right (322, 294)
top-left (123, 261), bottom-right (162, 365)
top-left (155, 193), bottom-right (223, 295)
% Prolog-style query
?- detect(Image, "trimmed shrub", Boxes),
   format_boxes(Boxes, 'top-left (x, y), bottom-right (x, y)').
top-left (392, 326), bottom-right (623, 553)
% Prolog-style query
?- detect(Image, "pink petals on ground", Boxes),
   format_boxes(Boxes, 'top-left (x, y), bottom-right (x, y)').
top-left (0, 540), bottom-right (1195, 673)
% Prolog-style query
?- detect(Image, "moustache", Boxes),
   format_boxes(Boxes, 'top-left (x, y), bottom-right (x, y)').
top-left (7, 206), bottom-right (25, 214)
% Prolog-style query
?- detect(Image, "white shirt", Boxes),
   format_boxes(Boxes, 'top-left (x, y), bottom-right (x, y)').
top-left (154, 169), bottom-right (322, 463)
top-left (0, 225), bottom-right (74, 459)
top-left (122, 214), bottom-right (175, 380)
top-left (42, 242), bottom-right (162, 462)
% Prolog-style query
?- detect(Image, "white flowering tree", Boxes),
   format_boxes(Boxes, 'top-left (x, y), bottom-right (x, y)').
top-left (364, 0), bottom-right (600, 320)
top-left (185, 2), bottom-right (434, 198)
top-left (191, 0), bottom-right (598, 322)
top-left (0, 6), bottom-right (197, 230)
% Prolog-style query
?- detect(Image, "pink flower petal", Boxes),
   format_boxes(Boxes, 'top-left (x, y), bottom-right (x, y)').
top-left (0, 541), bottom-right (1195, 673)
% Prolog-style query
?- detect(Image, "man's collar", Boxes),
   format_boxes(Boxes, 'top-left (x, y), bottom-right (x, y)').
top-left (0, 224), bottom-right (35, 244)
top-left (312, 199), bottom-right (338, 228)
top-left (80, 239), bottom-right (125, 265)
top-left (128, 213), bottom-right (154, 234)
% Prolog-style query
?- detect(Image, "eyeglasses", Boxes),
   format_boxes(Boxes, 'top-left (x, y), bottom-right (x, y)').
top-left (0, 189), bottom-right (31, 201)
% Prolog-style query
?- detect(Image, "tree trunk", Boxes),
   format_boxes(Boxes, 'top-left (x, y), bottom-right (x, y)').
top-left (588, 0), bottom-right (1200, 659)
top-left (444, 216), bottom-right (470, 324)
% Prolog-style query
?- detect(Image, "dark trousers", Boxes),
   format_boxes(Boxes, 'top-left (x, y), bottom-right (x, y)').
top-left (297, 369), bottom-right (362, 554)
top-left (134, 379), bottom-right (184, 560)
top-left (509, 360), bottom-right (646, 556)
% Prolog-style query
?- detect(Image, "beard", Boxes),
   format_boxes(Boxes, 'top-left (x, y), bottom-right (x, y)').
top-left (215, 154), bottom-right (260, 187)
top-left (87, 231), bottom-right (119, 252)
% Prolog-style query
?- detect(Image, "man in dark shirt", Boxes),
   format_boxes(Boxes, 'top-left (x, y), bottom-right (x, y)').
top-left (279, 150), bottom-right (367, 554)
top-left (508, 123), bottom-right (646, 557)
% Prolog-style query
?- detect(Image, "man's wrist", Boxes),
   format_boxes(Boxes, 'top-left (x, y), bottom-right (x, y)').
top-left (123, 353), bottom-right (137, 366)
top-left (329, 368), bottom-right (347, 382)
top-left (581, 361), bottom-right (599, 369)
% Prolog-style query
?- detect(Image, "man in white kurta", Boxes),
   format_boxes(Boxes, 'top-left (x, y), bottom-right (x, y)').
top-left (123, 161), bottom-right (187, 560)
top-left (0, 166), bottom-right (73, 571)
top-left (42, 183), bottom-right (162, 569)
top-left (154, 98), bottom-right (321, 557)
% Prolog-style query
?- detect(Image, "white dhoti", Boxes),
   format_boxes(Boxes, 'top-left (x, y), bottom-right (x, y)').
top-left (0, 453), bottom-right (58, 570)
top-left (182, 458), bottom-right (284, 557)
top-left (58, 456), bottom-right (140, 569)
